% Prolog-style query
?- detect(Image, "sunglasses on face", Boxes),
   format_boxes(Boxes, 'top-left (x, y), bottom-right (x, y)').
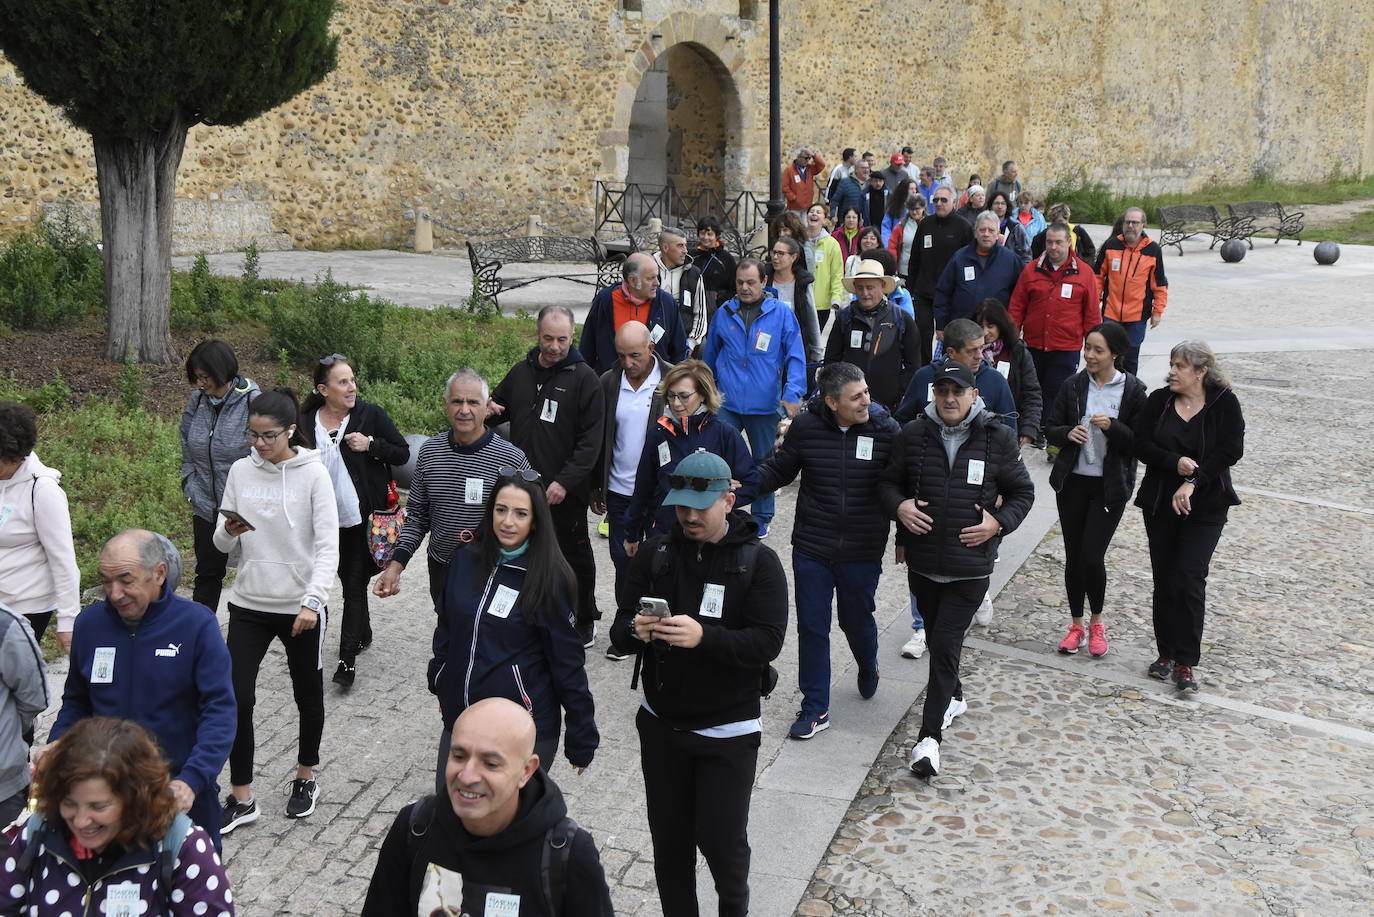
top-left (498, 466), bottom-right (541, 483)
top-left (668, 474), bottom-right (729, 491)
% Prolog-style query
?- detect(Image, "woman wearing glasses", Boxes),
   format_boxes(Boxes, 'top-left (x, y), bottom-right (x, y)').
top-left (765, 235), bottom-right (823, 369)
top-left (427, 467), bottom-right (598, 785)
top-left (298, 354), bottom-right (410, 689)
top-left (179, 339), bottom-right (259, 613)
top-left (621, 361), bottom-right (758, 557)
top-left (214, 388), bottom-right (339, 832)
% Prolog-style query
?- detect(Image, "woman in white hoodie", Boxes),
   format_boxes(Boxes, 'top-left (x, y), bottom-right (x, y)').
top-left (0, 402), bottom-right (80, 653)
top-left (213, 388), bottom-right (338, 833)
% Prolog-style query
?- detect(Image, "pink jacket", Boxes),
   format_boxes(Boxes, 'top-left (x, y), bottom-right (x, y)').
top-left (0, 452), bottom-right (80, 634)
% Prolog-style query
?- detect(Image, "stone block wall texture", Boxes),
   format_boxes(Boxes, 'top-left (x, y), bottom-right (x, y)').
top-left (0, 0), bottom-right (1371, 252)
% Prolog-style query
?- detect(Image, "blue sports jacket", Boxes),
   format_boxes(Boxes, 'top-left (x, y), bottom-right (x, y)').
top-left (703, 293), bottom-right (807, 414)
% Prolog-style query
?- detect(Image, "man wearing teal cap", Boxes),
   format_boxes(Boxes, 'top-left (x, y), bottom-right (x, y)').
top-left (609, 450), bottom-right (787, 917)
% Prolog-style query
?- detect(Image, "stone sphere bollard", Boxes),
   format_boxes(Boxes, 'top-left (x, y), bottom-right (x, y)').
top-left (392, 433), bottom-right (432, 490)
top-left (1219, 239), bottom-right (1247, 263)
top-left (1314, 240), bottom-right (1340, 265)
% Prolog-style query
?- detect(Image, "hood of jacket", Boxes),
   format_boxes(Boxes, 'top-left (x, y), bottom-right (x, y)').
top-left (523, 345), bottom-right (588, 373)
top-left (0, 451), bottom-right (60, 491)
top-left (243, 446), bottom-right (323, 528)
top-left (924, 396), bottom-right (986, 465)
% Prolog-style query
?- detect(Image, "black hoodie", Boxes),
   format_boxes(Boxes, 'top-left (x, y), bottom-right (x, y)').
top-left (362, 769), bottom-right (613, 917)
top-left (609, 510), bottom-right (787, 730)
top-left (491, 346), bottom-right (606, 499)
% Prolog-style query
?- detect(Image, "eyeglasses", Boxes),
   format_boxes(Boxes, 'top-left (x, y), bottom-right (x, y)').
top-left (319, 353), bottom-right (348, 366)
top-left (498, 466), bottom-right (541, 483)
top-left (668, 474), bottom-right (729, 492)
top-left (246, 429), bottom-right (288, 444)
top-left (770, 249), bottom-right (794, 257)
top-left (1123, 219), bottom-right (1145, 225)
top-left (665, 390), bottom-right (699, 402)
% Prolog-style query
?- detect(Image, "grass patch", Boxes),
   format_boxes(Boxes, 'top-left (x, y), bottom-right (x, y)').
top-left (1292, 208), bottom-right (1374, 245)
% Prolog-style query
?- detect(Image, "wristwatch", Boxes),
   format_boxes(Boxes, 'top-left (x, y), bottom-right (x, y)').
top-left (303, 597), bottom-right (323, 613)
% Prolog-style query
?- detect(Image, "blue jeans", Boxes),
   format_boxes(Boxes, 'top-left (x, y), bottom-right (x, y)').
top-left (715, 406), bottom-right (780, 525)
top-left (1028, 348), bottom-right (1081, 424)
top-left (793, 549), bottom-right (881, 716)
top-left (909, 593), bottom-right (926, 630)
top-left (1120, 319), bottom-right (1148, 377)
top-left (606, 490), bottom-right (633, 588)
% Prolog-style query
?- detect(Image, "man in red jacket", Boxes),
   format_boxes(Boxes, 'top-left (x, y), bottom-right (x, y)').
top-left (1008, 222), bottom-right (1101, 437)
top-left (783, 147), bottom-right (826, 218)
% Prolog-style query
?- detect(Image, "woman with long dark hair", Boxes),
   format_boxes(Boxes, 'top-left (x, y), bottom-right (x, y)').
top-left (298, 354), bottom-right (410, 688)
top-left (1134, 341), bottom-right (1244, 693)
top-left (215, 388), bottom-right (338, 833)
top-left (881, 178), bottom-right (915, 246)
top-left (831, 205), bottom-right (865, 260)
top-left (428, 470), bottom-right (598, 785)
top-left (1046, 321), bottom-right (1147, 658)
top-left (766, 235), bottom-right (822, 366)
top-left (0, 717), bottom-right (233, 913)
top-left (973, 299), bottom-right (1043, 445)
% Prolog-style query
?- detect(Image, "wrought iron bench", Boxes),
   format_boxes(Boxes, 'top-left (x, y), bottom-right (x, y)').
top-left (1155, 205), bottom-right (1241, 256)
top-left (466, 236), bottom-right (619, 309)
top-left (1226, 201), bottom-right (1305, 247)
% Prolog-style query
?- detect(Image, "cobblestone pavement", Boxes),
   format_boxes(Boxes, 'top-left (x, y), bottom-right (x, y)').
top-left (44, 234), bottom-right (1374, 915)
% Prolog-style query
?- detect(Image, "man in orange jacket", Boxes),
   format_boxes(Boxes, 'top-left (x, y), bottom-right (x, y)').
top-left (783, 148), bottom-right (826, 217)
top-left (1095, 207), bottom-right (1169, 376)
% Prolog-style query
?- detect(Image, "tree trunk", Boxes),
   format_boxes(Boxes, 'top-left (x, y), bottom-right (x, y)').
top-left (94, 114), bottom-right (187, 364)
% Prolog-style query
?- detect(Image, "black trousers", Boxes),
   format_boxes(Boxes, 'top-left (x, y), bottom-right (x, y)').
top-left (426, 557), bottom-right (449, 612)
top-left (226, 603), bottom-right (326, 786)
top-left (550, 495), bottom-right (600, 625)
top-left (637, 707), bottom-right (760, 917)
top-left (1143, 509), bottom-right (1228, 667)
top-left (22, 612), bottom-right (52, 643)
top-left (1055, 474), bottom-right (1126, 618)
top-left (912, 293), bottom-right (936, 368)
top-left (336, 523), bottom-right (376, 659)
top-left (908, 572), bottom-right (988, 743)
top-left (191, 513), bottom-right (229, 612)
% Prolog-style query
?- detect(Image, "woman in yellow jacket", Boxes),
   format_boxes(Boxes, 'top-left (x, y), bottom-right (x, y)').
top-left (803, 202), bottom-right (846, 333)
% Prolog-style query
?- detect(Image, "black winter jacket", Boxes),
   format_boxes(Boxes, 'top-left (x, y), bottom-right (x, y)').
top-left (995, 339), bottom-right (1043, 439)
top-left (690, 244), bottom-right (738, 309)
top-left (823, 299), bottom-right (921, 409)
top-left (608, 511), bottom-right (786, 730)
top-left (878, 405), bottom-right (1035, 579)
top-left (756, 398), bottom-right (900, 562)
top-left (361, 769), bottom-right (613, 917)
top-left (298, 398), bottom-right (411, 518)
top-left (1046, 370), bottom-right (1148, 507)
top-left (491, 347), bottom-right (606, 499)
top-left (1133, 386), bottom-right (1244, 517)
top-left (907, 213), bottom-right (975, 299)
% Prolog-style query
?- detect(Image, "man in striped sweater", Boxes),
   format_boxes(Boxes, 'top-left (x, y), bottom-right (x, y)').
top-left (373, 369), bottom-right (531, 608)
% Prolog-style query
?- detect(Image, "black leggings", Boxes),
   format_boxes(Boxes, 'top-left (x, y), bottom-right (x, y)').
top-left (1055, 473), bottom-right (1126, 619)
top-left (191, 514), bottom-right (229, 612)
top-left (335, 524), bottom-right (376, 658)
top-left (227, 603), bottom-right (326, 786)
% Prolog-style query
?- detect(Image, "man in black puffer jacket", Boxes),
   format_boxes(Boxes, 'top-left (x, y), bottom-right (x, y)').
top-left (756, 363), bottom-right (900, 740)
top-left (878, 361), bottom-right (1034, 778)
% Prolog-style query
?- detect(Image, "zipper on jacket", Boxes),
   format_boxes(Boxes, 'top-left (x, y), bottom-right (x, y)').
top-left (463, 568), bottom-right (501, 709)
top-left (41, 842), bottom-right (158, 917)
top-left (511, 664), bottom-right (533, 714)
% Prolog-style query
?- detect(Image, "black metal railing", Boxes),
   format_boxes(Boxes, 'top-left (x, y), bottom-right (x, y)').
top-left (594, 181), bottom-right (770, 239)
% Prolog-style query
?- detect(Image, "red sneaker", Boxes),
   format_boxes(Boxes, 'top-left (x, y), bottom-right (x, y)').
top-left (1088, 622), bottom-right (1108, 657)
top-left (1057, 623), bottom-right (1087, 654)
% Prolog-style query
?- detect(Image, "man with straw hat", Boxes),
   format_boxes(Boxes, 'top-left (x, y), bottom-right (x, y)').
top-left (823, 258), bottom-right (921, 410)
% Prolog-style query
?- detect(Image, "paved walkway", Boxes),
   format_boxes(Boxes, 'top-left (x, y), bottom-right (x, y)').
top-left (49, 231), bottom-right (1370, 915)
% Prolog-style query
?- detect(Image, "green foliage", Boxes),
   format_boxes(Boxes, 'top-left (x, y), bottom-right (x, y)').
top-left (0, 372), bottom-right (71, 413)
top-left (0, 1), bottom-right (338, 136)
top-left (171, 250), bottom-right (270, 331)
top-left (0, 211), bottom-right (103, 330)
top-left (117, 359), bottom-right (144, 413)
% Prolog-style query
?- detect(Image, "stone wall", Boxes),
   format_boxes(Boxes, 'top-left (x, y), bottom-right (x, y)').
top-left (1, 0), bottom-right (1371, 253)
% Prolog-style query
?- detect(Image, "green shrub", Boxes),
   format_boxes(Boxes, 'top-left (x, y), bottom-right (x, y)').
top-left (267, 271), bottom-right (394, 381)
top-left (0, 372), bottom-right (71, 412)
top-left (1041, 171), bottom-right (1127, 224)
top-left (0, 205), bottom-right (103, 330)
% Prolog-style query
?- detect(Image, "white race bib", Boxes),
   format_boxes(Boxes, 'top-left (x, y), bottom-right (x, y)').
top-left (650, 324), bottom-right (665, 343)
top-left (541, 398), bottom-right (558, 423)
top-left (464, 477), bottom-right (484, 504)
top-left (1060, 283), bottom-right (1074, 299)
top-left (485, 892), bottom-right (522, 917)
top-left (850, 329), bottom-right (863, 349)
top-left (754, 331), bottom-right (772, 352)
top-left (967, 459), bottom-right (985, 485)
top-left (699, 583), bottom-right (725, 618)
top-left (963, 265), bottom-right (976, 282)
top-left (0, 505), bottom-right (11, 530)
top-left (926, 383), bottom-right (934, 403)
top-left (1111, 257), bottom-right (1122, 272)
top-left (92, 647), bottom-right (116, 684)
top-left (923, 234), bottom-right (933, 249)
top-left (658, 441), bottom-right (672, 467)
top-left (856, 436), bottom-right (874, 460)
top-left (104, 882), bottom-right (141, 917)
top-left (487, 585), bottom-right (520, 619)
top-left (996, 361), bottom-right (1011, 379)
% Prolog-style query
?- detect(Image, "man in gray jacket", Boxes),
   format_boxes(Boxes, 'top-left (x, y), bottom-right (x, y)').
top-left (0, 602), bottom-right (49, 826)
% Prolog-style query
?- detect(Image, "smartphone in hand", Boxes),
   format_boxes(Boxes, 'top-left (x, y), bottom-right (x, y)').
top-left (218, 508), bottom-right (256, 531)
top-left (639, 597), bottom-right (671, 618)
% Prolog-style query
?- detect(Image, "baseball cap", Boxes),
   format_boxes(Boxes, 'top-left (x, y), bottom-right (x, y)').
top-left (662, 450), bottom-right (732, 510)
top-left (891, 153), bottom-right (906, 165)
top-left (932, 361), bottom-right (976, 389)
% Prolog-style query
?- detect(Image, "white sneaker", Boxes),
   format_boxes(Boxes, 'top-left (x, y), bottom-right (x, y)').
top-left (900, 630), bottom-right (927, 659)
top-left (973, 594), bottom-right (994, 627)
top-left (942, 696), bottom-right (968, 730)
top-left (910, 737), bottom-right (940, 777)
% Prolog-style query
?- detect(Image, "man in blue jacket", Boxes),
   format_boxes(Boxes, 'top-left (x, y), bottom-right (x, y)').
top-left (703, 258), bottom-right (806, 537)
top-left (933, 212), bottom-right (1023, 331)
top-left (894, 319), bottom-right (1018, 433)
top-left (46, 529), bottom-right (236, 849)
top-left (580, 253), bottom-right (688, 375)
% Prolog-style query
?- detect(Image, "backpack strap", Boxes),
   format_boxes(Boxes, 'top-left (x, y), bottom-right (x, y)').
top-left (15, 812), bottom-right (45, 877)
top-left (158, 812), bottom-right (193, 895)
top-left (540, 816), bottom-right (579, 917)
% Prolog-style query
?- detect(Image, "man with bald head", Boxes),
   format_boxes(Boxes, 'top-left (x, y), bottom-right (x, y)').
top-left (593, 321), bottom-right (673, 635)
top-left (363, 698), bottom-right (613, 916)
top-left (48, 528), bottom-right (236, 848)
top-left (581, 250), bottom-right (688, 374)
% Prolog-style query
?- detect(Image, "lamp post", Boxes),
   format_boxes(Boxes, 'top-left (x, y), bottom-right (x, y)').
top-left (764, 0), bottom-right (784, 221)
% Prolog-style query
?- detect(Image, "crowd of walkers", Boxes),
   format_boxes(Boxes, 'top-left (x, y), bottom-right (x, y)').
top-left (0, 146), bottom-right (1247, 916)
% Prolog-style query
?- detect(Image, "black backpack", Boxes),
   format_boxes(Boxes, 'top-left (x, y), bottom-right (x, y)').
top-left (634, 537), bottom-right (779, 698)
top-left (405, 794), bottom-right (578, 916)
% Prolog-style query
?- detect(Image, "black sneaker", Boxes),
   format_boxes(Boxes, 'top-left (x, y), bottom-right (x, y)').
top-left (857, 668), bottom-right (880, 700)
top-left (1147, 657), bottom-right (1173, 680)
top-left (1172, 664), bottom-right (1199, 693)
top-left (576, 621), bottom-right (596, 649)
top-left (332, 659), bottom-right (356, 688)
top-left (605, 646), bottom-right (631, 661)
top-left (221, 795), bottom-right (259, 834)
top-left (285, 778), bottom-right (318, 819)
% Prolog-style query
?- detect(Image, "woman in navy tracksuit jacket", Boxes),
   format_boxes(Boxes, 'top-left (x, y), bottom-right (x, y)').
top-left (427, 472), bottom-right (598, 790)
